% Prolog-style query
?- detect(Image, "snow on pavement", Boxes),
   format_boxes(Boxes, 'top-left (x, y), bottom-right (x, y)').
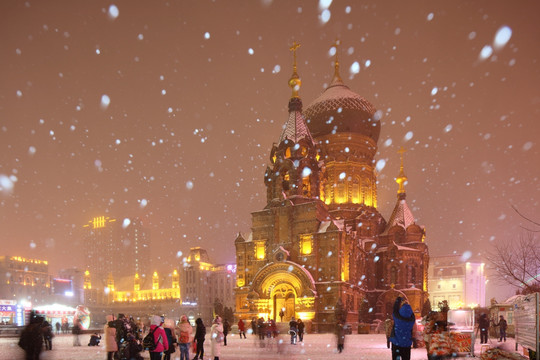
top-left (0, 332), bottom-right (523, 359)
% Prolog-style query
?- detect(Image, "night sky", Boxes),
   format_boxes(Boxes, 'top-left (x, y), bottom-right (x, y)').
top-left (1, 1), bottom-right (539, 300)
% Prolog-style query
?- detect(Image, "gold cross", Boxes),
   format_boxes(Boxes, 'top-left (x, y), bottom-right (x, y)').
top-left (290, 41), bottom-right (301, 71)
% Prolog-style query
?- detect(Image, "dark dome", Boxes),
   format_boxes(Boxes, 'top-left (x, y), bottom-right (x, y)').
top-left (304, 80), bottom-right (380, 142)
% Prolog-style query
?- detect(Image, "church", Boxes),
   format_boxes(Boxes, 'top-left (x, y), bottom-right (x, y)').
top-left (234, 43), bottom-right (429, 332)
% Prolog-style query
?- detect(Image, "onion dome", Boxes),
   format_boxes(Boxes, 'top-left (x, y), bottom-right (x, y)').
top-left (304, 44), bottom-right (380, 142)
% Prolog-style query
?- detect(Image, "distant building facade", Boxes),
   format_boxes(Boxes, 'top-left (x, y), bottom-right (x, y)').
top-left (234, 46), bottom-right (429, 332)
top-left (429, 255), bottom-right (486, 309)
top-left (0, 256), bottom-right (52, 307)
top-left (182, 247), bottom-right (236, 323)
top-left (83, 216), bottom-right (150, 280)
top-left (82, 247), bottom-right (235, 326)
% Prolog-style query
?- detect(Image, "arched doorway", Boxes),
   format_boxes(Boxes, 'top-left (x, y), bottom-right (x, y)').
top-left (271, 284), bottom-right (296, 322)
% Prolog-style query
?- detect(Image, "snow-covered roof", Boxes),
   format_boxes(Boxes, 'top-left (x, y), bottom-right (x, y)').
top-left (383, 198), bottom-right (415, 234)
top-left (279, 104), bottom-right (314, 145)
top-left (318, 219), bottom-right (344, 232)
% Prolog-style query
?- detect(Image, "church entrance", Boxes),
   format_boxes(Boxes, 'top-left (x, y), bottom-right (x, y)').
top-left (271, 284), bottom-right (296, 322)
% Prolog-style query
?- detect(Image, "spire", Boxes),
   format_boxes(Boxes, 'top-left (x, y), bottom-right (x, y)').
top-left (279, 42), bottom-right (314, 145)
top-left (330, 39), bottom-right (344, 86)
top-left (396, 147), bottom-right (408, 199)
top-left (288, 41), bottom-right (301, 98)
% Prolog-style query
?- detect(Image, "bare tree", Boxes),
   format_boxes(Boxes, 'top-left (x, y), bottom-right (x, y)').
top-left (486, 206), bottom-right (540, 293)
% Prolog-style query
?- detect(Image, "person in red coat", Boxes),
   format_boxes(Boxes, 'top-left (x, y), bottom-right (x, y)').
top-left (149, 315), bottom-right (168, 360)
top-left (238, 319), bottom-right (246, 339)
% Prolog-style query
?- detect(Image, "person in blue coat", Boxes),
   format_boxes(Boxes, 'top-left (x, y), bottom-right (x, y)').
top-left (389, 296), bottom-right (416, 360)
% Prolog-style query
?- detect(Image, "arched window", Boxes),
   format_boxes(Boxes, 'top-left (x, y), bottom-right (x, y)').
top-left (282, 170), bottom-right (290, 193)
top-left (390, 266), bottom-right (398, 285)
top-left (302, 174), bottom-right (311, 196)
top-left (285, 147), bottom-right (291, 158)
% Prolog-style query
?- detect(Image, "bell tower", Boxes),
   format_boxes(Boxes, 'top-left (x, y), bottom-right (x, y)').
top-left (264, 42), bottom-right (322, 203)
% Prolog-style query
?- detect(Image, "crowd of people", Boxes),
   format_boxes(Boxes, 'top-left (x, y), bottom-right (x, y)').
top-left (17, 302), bottom-right (512, 360)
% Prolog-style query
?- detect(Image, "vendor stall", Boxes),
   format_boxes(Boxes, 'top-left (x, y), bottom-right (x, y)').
top-left (447, 309), bottom-right (475, 356)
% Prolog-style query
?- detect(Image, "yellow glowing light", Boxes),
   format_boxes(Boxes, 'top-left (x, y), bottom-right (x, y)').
top-left (272, 154), bottom-right (277, 163)
top-left (85, 270), bottom-right (90, 276)
top-left (285, 148), bottom-right (291, 158)
top-left (295, 312), bottom-right (315, 321)
top-left (195, 255), bottom-right (200, 261)
top-left (300, 235), bottom-right (312, 255)
top-left (93, 216), bottom-right (106, 229)
top-left (255, 242), bottom-right (265, 260)
top-left (237, 279), bottom-right (245, 287)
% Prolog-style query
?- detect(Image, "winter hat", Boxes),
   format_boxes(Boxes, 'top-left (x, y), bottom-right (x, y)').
top-left (151, 315), bottom-right (162, 326)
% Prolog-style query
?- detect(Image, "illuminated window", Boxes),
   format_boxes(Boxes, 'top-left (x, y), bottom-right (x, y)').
top-left (302, 175), bottom-right (311, 196)
top-left (285, 148), bottom-right (291, 158)
top-left (300, 235), bottom-right (312, 255)
top-left (255, 241), bottom-right (265, 260)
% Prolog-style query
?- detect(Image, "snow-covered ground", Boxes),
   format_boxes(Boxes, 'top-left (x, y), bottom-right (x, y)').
top-left (0, 332), bottom-right (525, 360)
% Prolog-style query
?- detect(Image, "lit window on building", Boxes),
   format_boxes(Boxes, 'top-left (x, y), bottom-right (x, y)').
top-left (300, 235), bottom-right (312, 255)
top-left (255, 242), bottom-right (265, 260)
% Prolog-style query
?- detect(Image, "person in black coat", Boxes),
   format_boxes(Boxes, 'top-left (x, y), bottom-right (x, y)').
top-left (88, 332), bottom-right (102, 346)
top-left (42, 320), bottom-right (54, 350)
top-left (297, 319), bottom-right (305, 342)
top-left (222, 319), bottom-right (230, 346)
top-left (19, 313), bottom-right (44, 360)
top-left (193, 317), bottom-right (206, 360)
top-left (478, 313), bottom-right (490, 344)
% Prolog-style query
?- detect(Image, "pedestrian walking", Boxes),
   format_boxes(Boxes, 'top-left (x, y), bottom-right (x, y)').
top-left (42, 320), bottom-right (53, 350)
top-left (257, 317), bottom-right (266, 340)
top-left (105, 315), bottom-right (118, 360)
top-left (192, 317), bottom-right (206, 360)
top-left (176, 315), bottom-right (192, 360)
top-left (297, 319), bottom-right (305, 342)
top-left (238, 319), bottom-right (246, 339)
top-left (335, 320), bottom-right (346, 353)
top-left (494, 315), bottom-right (507, 342)
top-left (72, 319), bottom-right (82, 346)
top-left (55, 322), bottom-right (61, 335)
top-left (289, 317), bottom-right (298, 344)
top-left (250, 318), bottom-right (257, 336)
top-left (478, 313), bottom-right (490, 344)
top-left (210, 316), bottom-right (224, 360)
top-left (389, 297), bottom-right (416, 360)
top-left (18, 312), bottom-right (44, 360)
top-left (148, 315), bottom-right (169, 360)
top-left (222, 319), bottom-right (230, 346)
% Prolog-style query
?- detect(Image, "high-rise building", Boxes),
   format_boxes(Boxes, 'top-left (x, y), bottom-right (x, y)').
top-left (83, 216), bottom-right (150, 281)
top-left (234, 44), bottom-right (429, 332)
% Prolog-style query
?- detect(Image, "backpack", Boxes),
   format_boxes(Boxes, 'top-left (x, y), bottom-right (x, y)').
top-left (143, 328), bottom-right (157, 351)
